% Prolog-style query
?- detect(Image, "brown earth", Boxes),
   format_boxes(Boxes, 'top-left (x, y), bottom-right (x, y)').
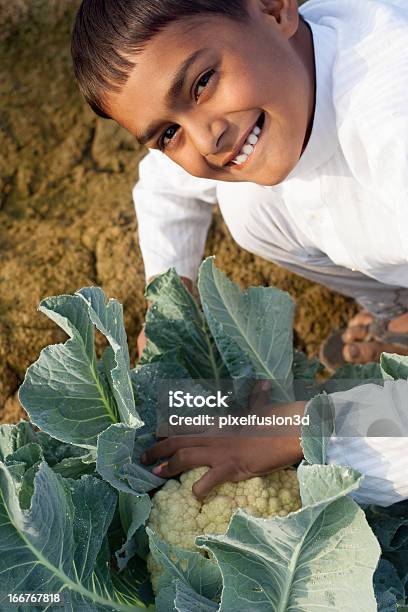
top-left (0, 2), bottom-right (356, 424)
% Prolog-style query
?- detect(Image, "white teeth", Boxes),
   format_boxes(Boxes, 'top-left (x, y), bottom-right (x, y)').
top-left (231, 117), bottom-right (264, 165)
top-left (232, 154), bottom-right (249, 165)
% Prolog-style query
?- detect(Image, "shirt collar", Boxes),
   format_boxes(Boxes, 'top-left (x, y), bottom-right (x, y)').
top-left (285, 17), bottom-right (338, 181)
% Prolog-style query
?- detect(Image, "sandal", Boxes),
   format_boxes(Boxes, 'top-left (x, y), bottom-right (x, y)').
top-left (319, 317), bottom-right (408, 372)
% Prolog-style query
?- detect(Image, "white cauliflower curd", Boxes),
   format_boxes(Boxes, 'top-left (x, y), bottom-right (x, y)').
top-left (147, 467), bottom-right (301, 590)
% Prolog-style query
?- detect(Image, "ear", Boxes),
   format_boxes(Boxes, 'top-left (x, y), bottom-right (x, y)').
top-left (257, 0), bottom-right (300, 38)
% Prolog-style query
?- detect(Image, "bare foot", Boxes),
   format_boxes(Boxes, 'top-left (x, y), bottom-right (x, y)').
top-left (342, 311), bottom-right (408, 364)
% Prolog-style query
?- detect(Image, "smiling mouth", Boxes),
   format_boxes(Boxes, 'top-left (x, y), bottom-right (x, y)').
top-left (225, 112), bottom-right (265, 169)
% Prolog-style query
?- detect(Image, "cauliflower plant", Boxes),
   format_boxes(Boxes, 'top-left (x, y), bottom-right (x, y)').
top-left (147, 467), bottom-right (301, 590)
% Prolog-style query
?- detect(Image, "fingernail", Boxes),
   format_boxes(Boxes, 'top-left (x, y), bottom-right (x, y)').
top-left (153, 462), bottom-right (168, 475)
top-left (349, 344), bottom-right (359, 358)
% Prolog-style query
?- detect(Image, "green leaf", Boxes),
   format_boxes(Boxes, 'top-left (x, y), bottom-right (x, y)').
top-left (0, 421), bottom-right (37, 461)
top-left (5, 442), bottom-right (43, 471)
top-left (0, 462), bottom-right (147, 610)
top-left (331, 362), bottom-right (383, 380)
top-left (0, 424), bottom-right (96, 490)
top-left (116, 492), bottom-right (151, 570)
top-left (301, 393), bottom-right (335, 465)
top-left (297, 462), bottom-right (362, 506)
top-left (78, 288), bottom-right (142, 428)
top-left (201, 309), bottom-right (255, 409)
top-left (144, 268), bottom-right (228, 384)
top-left (198, 258), bottom-right (294, 403)
top-left (323, 362), bottom-right (383, 393)
top-left (154, 585), bottom-right (178, 612)
top-left (51, 453), bottom-right (96, 479)
top-left (292, 351), bottom-right (323, 401)
top-left (131, 357), bottom-right (191, 434)
top-left (97, 424), bottom-right (165, 495)
top-left (365, 500), bottom-right (408, 594)
top-left (293, 351), bottom-right (324, 401)
top-left (293, 351), bottom-right (324, 380)
top-left (374, 559), bottom-right (405, 611)
top-left (34, 429), bottom-right (93, 464)
top-left (197, 465), bottom-right (380, 612)
top-left (175, 580), bottom-right (219, 611)
top-left (19, 294), bottom-right (118, 448)
top-left (19, 288), bottom-right (143, 448)
top-left (5, 442), bottom-right (44, 509)
top-left (148, 529), bottom-right (222, 602)
top-left (381, 353), bottom-right (408, 381)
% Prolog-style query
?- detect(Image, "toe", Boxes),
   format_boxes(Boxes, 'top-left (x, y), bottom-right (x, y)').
top-left (342, 325), bottom-right (370, 343)
top-left (348, 311), bottom-right (374, 327)
top-left (343, 341), bottom-right (383, 364)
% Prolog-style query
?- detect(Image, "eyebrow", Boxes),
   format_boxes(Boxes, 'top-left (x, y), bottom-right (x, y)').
top-left (136, 48), bottom-right (208, 146)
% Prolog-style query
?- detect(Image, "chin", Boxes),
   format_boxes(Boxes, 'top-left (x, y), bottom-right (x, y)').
top-left (262, 156), bottom-right (300, 186)
top-left (248, 167), bottom-right (290, 187)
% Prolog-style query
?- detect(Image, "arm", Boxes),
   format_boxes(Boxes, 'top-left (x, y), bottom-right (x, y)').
top-left (134, 150), bottom-right (217, 358)
top-left (307, 380), bottom-right (408, 507)
top-left (133, 149), bottom-right (218, 282)
top-left (141, 401), bottom-right (306, 499)
top-left (142, 380), bottom-right (408, 507)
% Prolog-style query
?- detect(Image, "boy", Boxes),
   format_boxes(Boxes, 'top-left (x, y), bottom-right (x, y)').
top-left (71, 0), bottom-right (408, 503)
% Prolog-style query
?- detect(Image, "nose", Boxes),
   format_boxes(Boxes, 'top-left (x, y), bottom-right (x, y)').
top-left (186, 116), bottom-right (228, 158)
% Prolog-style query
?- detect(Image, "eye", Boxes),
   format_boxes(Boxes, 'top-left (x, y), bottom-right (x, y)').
top-left (194, 70), bottom-right (215, 100)
top-left (159, 124), bottom-right (180, 151)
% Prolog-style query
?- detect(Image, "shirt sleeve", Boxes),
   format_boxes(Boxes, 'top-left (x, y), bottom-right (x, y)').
top-left (133, 150), bottom-right (218, 282)
top-left (273, 259), bottom-right (408, 319)
top-left (356, 113), bottom-right (408, 269)
top-left (337, 16), bottom-right (408, 273)
top-left (312, 381), bottom-right (408, 507)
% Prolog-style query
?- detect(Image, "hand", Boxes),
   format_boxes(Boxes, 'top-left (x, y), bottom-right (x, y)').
top-left (141, 401), bottom-right (306, 499)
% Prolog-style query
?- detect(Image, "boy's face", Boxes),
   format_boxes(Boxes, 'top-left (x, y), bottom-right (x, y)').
top-left (107, 0), bottom-right (315, 186)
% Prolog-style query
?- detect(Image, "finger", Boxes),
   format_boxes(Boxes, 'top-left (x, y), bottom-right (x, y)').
top-left (192, 463), bottom-right (237, 500)
top-left (141, 436), bottom-right (212, 465)
top-left (154, 447), bottom-right (214, 478)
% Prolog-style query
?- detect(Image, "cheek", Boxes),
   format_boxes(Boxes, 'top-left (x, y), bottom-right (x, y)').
top-left (170, 149), bottom-right (214, 180)
top-left (219, 66), bottom-right (266, 110)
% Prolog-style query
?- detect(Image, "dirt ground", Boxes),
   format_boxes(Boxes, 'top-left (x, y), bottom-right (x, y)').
top-left (0, 2), bottom-right (356, 424)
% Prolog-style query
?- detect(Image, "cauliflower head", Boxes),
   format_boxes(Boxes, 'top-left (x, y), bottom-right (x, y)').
top-left (147, 467), bottom-right (301, 590)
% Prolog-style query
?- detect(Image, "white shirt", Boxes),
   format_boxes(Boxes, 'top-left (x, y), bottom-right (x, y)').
top-left (321, 381), bottom-right (408, 506)
top-left (133, 0), bottom-right (408, 506)
top-left (134, 0), bottom-right (408, 289)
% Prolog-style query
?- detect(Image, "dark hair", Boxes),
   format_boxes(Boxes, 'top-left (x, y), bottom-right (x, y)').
top-left (71, 0), bottom-right (249, 119)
